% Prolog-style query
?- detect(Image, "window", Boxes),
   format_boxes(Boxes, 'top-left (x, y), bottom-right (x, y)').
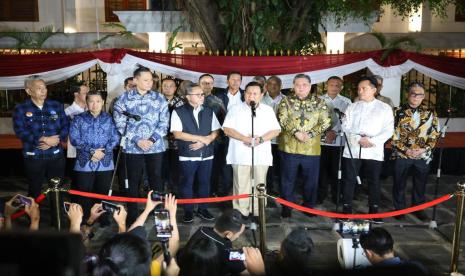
top-left (0, 0), bottom-right (38, 22)
top-left (105, 0), bottom-right (146, 22)
top-left (456, 1), bottom-right (465, 22)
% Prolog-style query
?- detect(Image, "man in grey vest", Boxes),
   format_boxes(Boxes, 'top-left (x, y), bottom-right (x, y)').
top-left (171, 83), bottom-right (221, 223)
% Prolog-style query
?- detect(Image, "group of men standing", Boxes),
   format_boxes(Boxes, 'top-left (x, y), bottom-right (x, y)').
top-left (13, 67), bottom-right (440, 225)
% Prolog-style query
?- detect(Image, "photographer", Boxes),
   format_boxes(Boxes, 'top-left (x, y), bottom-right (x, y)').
top-left (358, 227), bottom-right (429, 275)
top-left (178, 209), bottom-right (265, 275)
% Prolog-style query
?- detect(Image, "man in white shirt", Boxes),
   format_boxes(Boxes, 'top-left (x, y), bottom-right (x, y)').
top-left (341, 76), bottom-right (394, 219)
top-left (317, 76), bottom-right (352, 205)
top-left (65, 84), bottom-right (89, 158)
top-left (171, 84), bottom-right (220, 223)
top-left (260, 76), bottom-right (286, 195)
top-left (223, 82), bottom-right (281, 218)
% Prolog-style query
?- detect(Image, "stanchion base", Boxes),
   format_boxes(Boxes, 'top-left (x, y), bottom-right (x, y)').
top-left (429, 220), bottom-right (438, 229)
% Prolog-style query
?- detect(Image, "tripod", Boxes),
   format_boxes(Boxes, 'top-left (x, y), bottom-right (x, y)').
top-left (109, 116), bottom-right (131, 196)
top-left (250, 101), bottom-right (258, 247)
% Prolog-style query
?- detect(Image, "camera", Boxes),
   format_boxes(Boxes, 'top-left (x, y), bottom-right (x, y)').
top-left (339, 220), bottom-right (370, 236)
top-left (101, 201), bottom-right (120, 214)
top-left (154, 209), bottom-right (172, 238)
top-left (151, 192), bottom-right (165, 202)
top-left (11, 194), bottom-right (32, 208)
top-left (229, 250), bottom-right (245, 261)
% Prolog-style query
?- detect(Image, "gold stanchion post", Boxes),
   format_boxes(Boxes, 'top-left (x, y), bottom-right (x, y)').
top-left (450, 182), bottom-right (465, 273)
top-left (49, 177), bottom-right (63, 230)
top-left (257, 183), bottom-right (267, 254)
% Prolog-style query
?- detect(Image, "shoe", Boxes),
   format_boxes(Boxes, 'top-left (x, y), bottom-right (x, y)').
top-left (414, 210), bottom-right (429, 221)
top-left (342, 204), bottom-right (352, 214)
top-left (183, 211), bottom-right (194, 223)
top-left (394, 214), bottom-right (405, 221)
top-left (281, 208), bottom-right (292, 218)
top-left (372, 218), bottom-right (384, 224)
top-left (197, 209), bottom-right (215, 221)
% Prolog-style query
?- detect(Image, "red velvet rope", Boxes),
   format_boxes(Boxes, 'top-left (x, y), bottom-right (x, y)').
top-left (275, 194), bottom-right (454, 219)
top-left (68, 189), bottom-right (249, 204)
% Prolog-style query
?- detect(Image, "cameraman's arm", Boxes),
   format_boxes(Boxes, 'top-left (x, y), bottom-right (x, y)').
top-left (165, 194), bottom-right (179, 256)
top-left (128, 191), bottom-right (161, 232)
top-left (24, 198), bottom-right (40, 230)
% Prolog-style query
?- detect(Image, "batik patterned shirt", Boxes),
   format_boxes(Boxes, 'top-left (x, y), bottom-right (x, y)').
top-left (70, 111), bottom-right (120, 171)
top-left (113, 89), bottom-right (169, 154)
top-left (392, 104), bottom-right (440, 162)
top-left (277, 94), bottom-right (331, 155)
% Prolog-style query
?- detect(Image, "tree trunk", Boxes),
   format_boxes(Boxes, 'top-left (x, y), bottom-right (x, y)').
top-left (182, 0), bottom-right (226, 51)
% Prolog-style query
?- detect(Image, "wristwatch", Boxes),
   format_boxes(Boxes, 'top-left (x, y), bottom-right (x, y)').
top-left (148, 137), bottom-right (156, 143)
top-left (259, 136), bottom-right (264, 144)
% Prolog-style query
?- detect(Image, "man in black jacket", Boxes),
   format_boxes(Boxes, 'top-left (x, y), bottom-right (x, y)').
top-left (171, 83), bottom-right (221, 223)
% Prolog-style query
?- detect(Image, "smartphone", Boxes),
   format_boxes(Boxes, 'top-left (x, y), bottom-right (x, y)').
top-left (63, 202), bottom-right (71, 213)
top-left (151, 192), bottom-right (165, 202)
top-left (11, 194), bottom-right (32, 208)
top-left (101, 201), bottom-right (120, 214)
top-left (339, 220), bottom-right (370, 235)
top-left (229, 250), bottom-right (245, 261)
top-left (154, 209), bottom-right (171, 238)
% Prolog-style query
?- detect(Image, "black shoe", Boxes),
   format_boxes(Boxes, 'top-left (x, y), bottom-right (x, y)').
top-left (414, 210), bottom-right (429, 221)
top-left (281, 208), bottom-right (292, 218)
top-left (372, 218), bottom-right (384, 224)
top-left (197, 209), bottom-right (215, 221)
top-left (342, 204), bottom-right (352, 214)
top-left (183, 211), bottom-right (194, 223)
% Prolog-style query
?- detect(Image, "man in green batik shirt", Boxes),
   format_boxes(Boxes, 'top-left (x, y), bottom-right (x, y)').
top-left (277, 74), bottom-right (331, 218)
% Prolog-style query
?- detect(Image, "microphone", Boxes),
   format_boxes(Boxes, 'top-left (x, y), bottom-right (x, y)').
top-left (250, 101), bottom-right (256, 117)
top-left (333, 108), bottom-right (345, 117)
top-left (121, 111), bottom-right (141, 121)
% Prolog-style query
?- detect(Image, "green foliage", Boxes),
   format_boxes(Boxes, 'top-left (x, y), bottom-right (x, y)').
top-left (371, 32), bottom-right (422, 61)
top-left (167, 24), bottom-right (184, 53)
top-left (0, 25), bottom-right (63, 51)
top-left (94, 22), bottom-right (135, 46)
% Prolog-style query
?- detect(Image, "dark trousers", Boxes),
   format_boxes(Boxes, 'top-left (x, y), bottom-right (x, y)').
top-left (114, 147), bottom-right (127, 193)
top-left (179, 159), bottom-right (213, 212)
top-left (342, 158), bottom-right (382, 212)
top-left (162, 148), bottom-right (179, 194)
top-left (392, 158), bottom-right (429, 210)
top-left (317, 146), bottom-right (342, 202)
top-left (266, 144), bottom-right (281, 193)
top-left (24, 153), bottom-right (65, 198)
top-left (125, 153), bottom-right (163, 225)
top-left (216, 141), bottom-right (232, 195)
top-left (73, 170), bottom-right (113, 220)
top-left (280, 152), bottom-right (320, 209)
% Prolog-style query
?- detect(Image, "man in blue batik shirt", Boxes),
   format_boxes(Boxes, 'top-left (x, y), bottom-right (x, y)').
top-left (13, 75), bottom-right (69, 198)
top-left (113, 67), bottom-right (169, 225)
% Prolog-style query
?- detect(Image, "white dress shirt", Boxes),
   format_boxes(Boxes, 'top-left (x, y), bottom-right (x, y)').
top-left (65, 101), bottom-right (86, 158)
top-left (319, 93), bottom-right (352, 147)
top-left (223, 102), bottom-right (281, 166)
top-left (227, 90), bottom-right (243, 111)
top-left (170, 105), bottom-right (221, 161)
top-left (342, 99), bottom-right (394, 161)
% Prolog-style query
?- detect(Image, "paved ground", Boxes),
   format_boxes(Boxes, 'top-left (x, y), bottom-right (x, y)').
top-left (1, 174), bottom-right (464, 275)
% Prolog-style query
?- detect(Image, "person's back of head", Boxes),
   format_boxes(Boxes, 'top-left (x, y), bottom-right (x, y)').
top-left (92, 233), bottom-right (151, 276)
top-left (359, 227), bottom-right (394, 258)
top-left (179, 236), bottom-right (222, 276)
top-left (214, 209), bottom-right (246, 241)
top-left (279, 227), bottom-right (314, 274)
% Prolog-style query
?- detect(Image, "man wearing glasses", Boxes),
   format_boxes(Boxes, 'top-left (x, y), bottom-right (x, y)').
top-left (171, 83), bottom-right (221, 223)
top-left (392, 82), bottom-right (440, 221)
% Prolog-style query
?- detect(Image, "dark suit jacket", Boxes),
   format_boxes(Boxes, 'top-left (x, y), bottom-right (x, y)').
top-left (214, 87), bottom-right (245, 110)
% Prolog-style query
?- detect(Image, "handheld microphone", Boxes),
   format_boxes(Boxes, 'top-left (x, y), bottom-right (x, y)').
top-left (333, 108), bottom-right (345, 117)
top-left (250, 101), bottom-right (256, 117)
top-left (121, 111), bottom-right (141, 121)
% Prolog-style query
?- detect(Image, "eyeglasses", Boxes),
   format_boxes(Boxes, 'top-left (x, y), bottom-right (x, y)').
top-left (409, 92), bottom-right (425, 98)
top-left (200, 82), bottom-right (213, 85)
top-left (188, 93), bottom-right (205, 97)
